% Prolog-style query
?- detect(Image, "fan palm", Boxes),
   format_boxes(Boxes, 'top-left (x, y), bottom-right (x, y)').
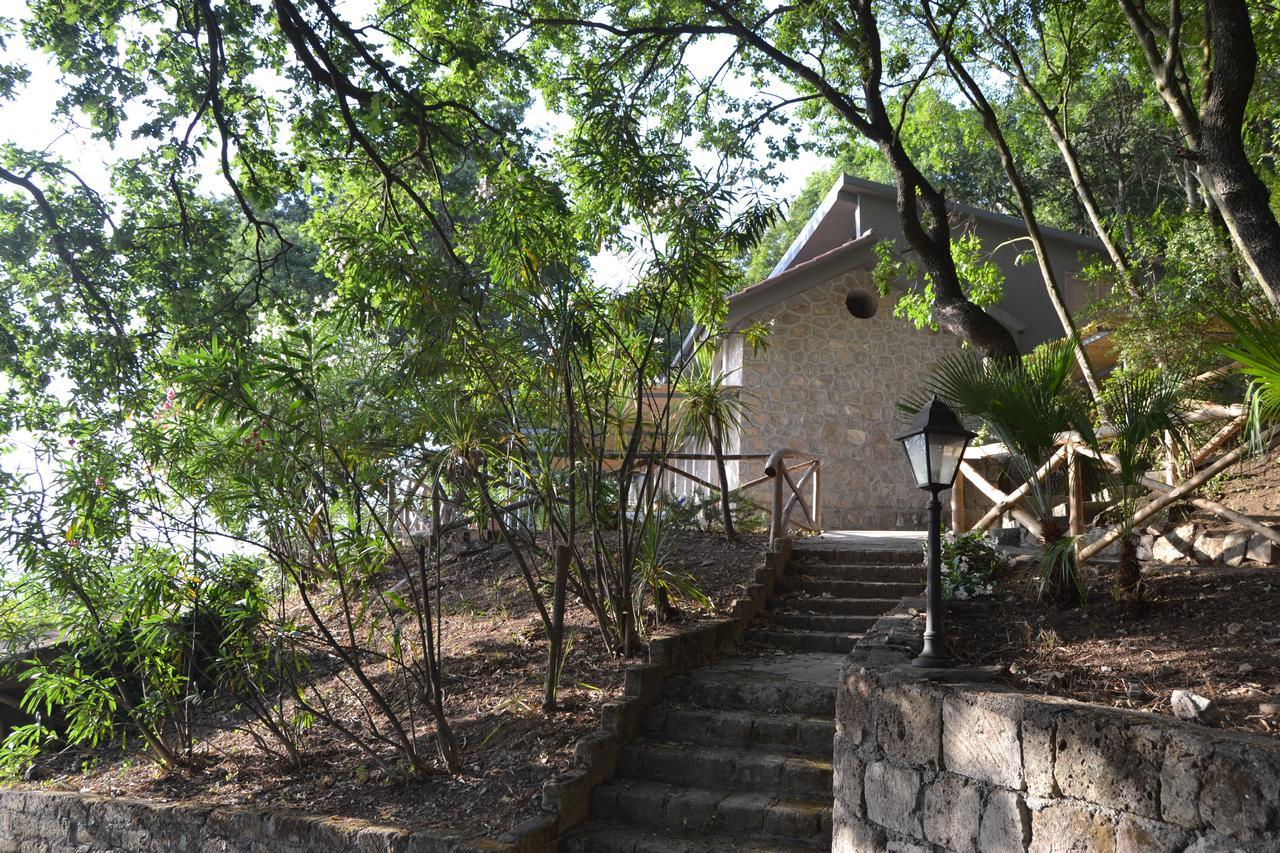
top-left (675, 347), bottom-right (750, 539)
top-left (1096, 370), bottom-right (1192, 606)
top-left (1221, 303), bottom-right (1280, 449)
top-left (906, 338), bottom-right (1094, 605)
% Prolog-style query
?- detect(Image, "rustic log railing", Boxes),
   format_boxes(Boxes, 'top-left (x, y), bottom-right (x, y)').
top-left (762, 448), bottom-right (823, 540)
top-left (951, 400), bottom-right (1280, 559)
top-left (387, 448), bottom-right (825, 542)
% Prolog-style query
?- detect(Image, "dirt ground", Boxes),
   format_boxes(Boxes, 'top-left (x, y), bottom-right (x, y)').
top-left (947, 560), bottom-right (1280, 736)
top-left (1196, 446), bottom-right (1280, 532)
top-left (7, 531), bottom-right (767, 837)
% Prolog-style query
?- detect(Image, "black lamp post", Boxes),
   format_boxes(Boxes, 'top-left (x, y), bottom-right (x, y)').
top-left (895, 396), bottom-right (976, 668)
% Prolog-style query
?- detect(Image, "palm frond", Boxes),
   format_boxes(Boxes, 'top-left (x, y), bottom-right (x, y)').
top-left (901, 337), bottom-right (1093, 523)
top-left (1221, 304), bottom-right (1280, 451)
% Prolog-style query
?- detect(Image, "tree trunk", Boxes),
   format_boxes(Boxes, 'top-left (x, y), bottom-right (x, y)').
top-left (878, 136), bottom-right (1022, 361)
top-left (543, 544), bottom-right (571, 712)
top-left (1197, 0), bottom-right (1280, 307)
top-left (932, 32), bottom-right (1105, 404)
top-left (1113, 535), bottom-right (1143, 605)
top-left (709, 423), bottom-right (736, 539)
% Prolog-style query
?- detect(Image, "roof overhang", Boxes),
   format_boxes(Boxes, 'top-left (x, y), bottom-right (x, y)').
top-left (727, 231), bottom-right (880, 332)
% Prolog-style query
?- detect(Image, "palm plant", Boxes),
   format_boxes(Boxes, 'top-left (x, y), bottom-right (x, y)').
top-left (1221, 303), bottom-right (1280, 450)
top-left (1096, 370), bottom-right (1191, 606)
top-left (674, 346), bottom-right (750, 539)
top-left (908, 338), bottom-right (1094, 605)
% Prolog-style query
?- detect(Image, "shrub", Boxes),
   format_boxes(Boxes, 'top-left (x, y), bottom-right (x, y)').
top-left (936, 530), bottom-right (1001, 600)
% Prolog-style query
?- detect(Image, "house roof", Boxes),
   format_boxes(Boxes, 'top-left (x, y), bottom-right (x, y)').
top-left (727, 231), bottom-right (879, 331)
top-left (728, 174), bottom-right (1105, 339)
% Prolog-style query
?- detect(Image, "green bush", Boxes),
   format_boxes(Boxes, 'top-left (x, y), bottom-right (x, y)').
top-left (936, 530), bottom-right (1001, 600)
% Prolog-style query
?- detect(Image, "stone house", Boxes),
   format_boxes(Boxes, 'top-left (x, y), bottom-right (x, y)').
top-left (673, 175), bottom-right (1107, 531)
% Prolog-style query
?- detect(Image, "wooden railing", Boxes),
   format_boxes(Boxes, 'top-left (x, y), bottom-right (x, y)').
top-left (628, 448), bottom-right (823, 538)
top-left (762, 449), bottom-right (822, 540)
top-left (953, 400), bottom-right (1280, 558)
top-left (386, 448), bottom-right (825, 542)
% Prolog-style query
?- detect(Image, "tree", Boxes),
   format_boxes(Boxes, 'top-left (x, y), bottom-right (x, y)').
top-left (526, 0), bottom-right (1021, 358)
top-left (1096, 370), bottom-right (1191, 607)
top-left (913, 338), bottom-right (1095, 605)
top-left (675, 345), bottom-right (750, 539)
top-left (1116, 0), bottom-right (1280, 307)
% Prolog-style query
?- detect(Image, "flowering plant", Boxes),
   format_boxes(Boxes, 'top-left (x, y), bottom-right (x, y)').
top-left (934, 530), bottom-right (1002, 600)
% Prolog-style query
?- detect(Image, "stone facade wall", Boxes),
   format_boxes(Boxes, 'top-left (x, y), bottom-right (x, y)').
top-left (835, 601), bottom-right (1280, 852)
top-left (727, 270), bottom-right (963, 530)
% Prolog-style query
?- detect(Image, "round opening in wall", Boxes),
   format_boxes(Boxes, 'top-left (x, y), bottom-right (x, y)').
top-left (845, 288), bottom-right (879, 319)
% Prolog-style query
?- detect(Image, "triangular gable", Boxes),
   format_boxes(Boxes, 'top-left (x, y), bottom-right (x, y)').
top-left (727, 231), bottom-right (879, 331)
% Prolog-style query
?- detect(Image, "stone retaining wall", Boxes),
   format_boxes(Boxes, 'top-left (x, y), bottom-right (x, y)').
top-left (835, 600), bottom-right (1280, 852)
top-left (0, 542), bottom-right (795, 853)
top-left (0, 789), bottom-right (506, 853)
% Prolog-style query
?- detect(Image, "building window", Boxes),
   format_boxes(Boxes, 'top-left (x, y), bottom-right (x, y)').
top-left (845, 288), bottom-right (879, 319)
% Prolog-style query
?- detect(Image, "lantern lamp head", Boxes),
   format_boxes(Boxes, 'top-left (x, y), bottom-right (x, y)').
top-left (894, 396), bottom-right (976, 492)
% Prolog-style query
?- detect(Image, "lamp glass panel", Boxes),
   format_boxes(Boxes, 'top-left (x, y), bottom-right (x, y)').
top-left (928, 435), bottom-right (966, 487)
top-left (903, 433), bottom-right (930, 487)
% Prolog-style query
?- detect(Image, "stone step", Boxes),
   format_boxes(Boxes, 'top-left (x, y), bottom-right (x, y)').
top-left (587, 780), bottom-right (831, 845)
top-left (790, 547), bottom-right (922, 565)
top-left (639, 705), bottom-right (834, 758)
top-left (775, 577), bottom-right (923, 598)
top-left (786, 562), bottom-right (924, 582)
top-left (769, 595), bottom-right (901, 615)
top-left (745, 629), bottom-right (859, 654)
top-left (558, 820), bottom-right (826, 852)
top-left (767, 612), bottom-right (879, 633)
top-left (663, 672), bottom-right (836, 716)
top-left (617, 740), bottom-right (832, 797)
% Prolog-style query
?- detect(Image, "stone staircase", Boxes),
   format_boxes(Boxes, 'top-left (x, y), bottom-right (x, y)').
top-left (558, 543), bottom-right (924, 852)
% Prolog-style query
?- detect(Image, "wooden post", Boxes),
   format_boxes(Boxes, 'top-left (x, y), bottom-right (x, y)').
top-left (951, 465), bottom-right (967, 532)
top-left (1163, 430), bottom-right (1180, 485)
top-left (770, 460), bottom-right (785, 541)
top-left (1067, 444), bottom-right (1085, 557)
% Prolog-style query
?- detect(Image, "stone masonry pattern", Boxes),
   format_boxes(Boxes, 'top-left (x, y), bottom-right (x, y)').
top-left (727, 270), bottom-right (963, 531)
top-left (834, 602), bottom-right (1280, 852)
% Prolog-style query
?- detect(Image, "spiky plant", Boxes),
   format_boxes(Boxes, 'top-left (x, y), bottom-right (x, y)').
top-left (1221, 303), bottom-right (1280, 450)
top-left (1097, 370), bottom-right (1192, 606)
top-left (674, 346), bottom-right (750, 539)
top-left (905, 338), bottom-right (1095, 605)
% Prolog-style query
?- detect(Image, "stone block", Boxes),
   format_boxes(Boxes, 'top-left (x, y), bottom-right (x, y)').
top-left (355, 824), bottom-right (412, 853)
top-left (838, 669), bottom-right (876, 749)
top-left (1053, 713), bottom-right (1160, 818)
top-left (1199, 742), bottom-right (1279, 837)
top-left (876, 681), bottom-right (942, 769)
top-left (921, 773), bottom-right (981, 853)
top-left (942, 694), bottom-right (1023, 789)
top-left (1247, 534), bottom-right (1277, 565)
top-left (864, 760), bottom-right (922, 839)
top-left (1022, 709), bottom-right (1059, 798)
top-left (1028, 800), bottom-right (1117, 853)
top-left (833, 748), bottom-right (866, 817)
top-left (1115, 814), bottom-right (1189, 853)
top-left (1160, 730), bottom-right (1211, 828)
top-left (831, 808), bottom-right (887, 853)
top-left (1222, 533), bottom-right (1250, 567)
top-left (1152, 535), bottom-right (1189, 564)
top-left (979, 789), bottom-right (1030, 853)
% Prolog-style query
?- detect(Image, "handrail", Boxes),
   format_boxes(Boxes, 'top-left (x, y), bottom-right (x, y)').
top-left (763, 448), bottom-right (821, 541)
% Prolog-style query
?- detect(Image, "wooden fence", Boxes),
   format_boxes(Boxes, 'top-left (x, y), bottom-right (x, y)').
top-left (953, 399), bottom-right (1280, 558)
